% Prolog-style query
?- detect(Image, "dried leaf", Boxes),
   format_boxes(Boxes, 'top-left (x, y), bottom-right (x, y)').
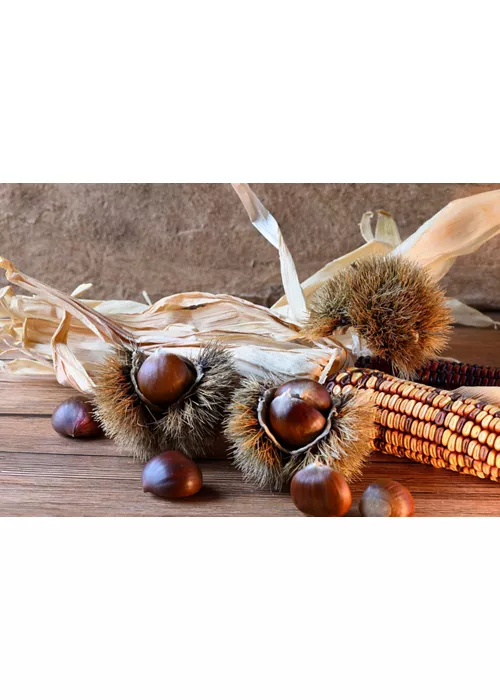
top-left (0, 256), bottom-right (133, 346)
top-left (359, 211), bottom-right (375, 242)
top-left (374, 210), bottom-right (401, 247)
top-left (231, 183), bottom-right (308, 324)
top-left (392, 188), bottom-right (500, 280)
top-left (272, 209), bottom-right (399, 317)
top-left (447, 298), bottom-right (499, 329)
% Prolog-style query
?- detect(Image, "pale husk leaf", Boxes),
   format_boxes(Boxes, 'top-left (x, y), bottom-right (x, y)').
top-left (391, 188), bottom-right (500, 281)
top-left (447, 298), bottom-right (499, 329)
top-left (231, 183), bottom-right (308, 324)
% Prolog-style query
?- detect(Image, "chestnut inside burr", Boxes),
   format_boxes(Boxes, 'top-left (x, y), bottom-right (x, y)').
top-left (257, 379), bottom-right (339, 454)
top-left (130, 350), bottom-right (202, 414)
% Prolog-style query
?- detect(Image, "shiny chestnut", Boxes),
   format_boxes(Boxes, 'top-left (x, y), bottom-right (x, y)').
top-left (136, 352), bottom-right (195, 408)
top-left (269, 393), bottom-right (327, 448)
top-left (290, 463), bottom-right (352, 517)
top-left (52, 398), bottom-right (103, 438)
top-left (274, 379), bottom-right (332, 412)
top-left (142, 450), bottom-right (203, 499)
top-left (359, 479), bottom-right (415, 517)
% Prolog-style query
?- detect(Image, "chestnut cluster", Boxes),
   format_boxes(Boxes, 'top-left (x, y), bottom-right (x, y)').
top-left (226, 373), bottom-right (374, 491)
top-left (291, 465), bottom-right (414, 518)
top-left (51, 351), bottom-right (196, 441)
top-left (268, 379), bottom-right (332, 449)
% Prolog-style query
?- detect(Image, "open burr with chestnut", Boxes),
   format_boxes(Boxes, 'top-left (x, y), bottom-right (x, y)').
top-left (225, 374), bottom-right (375, 491)
top-left (93, 341), bottom-right (239, 460)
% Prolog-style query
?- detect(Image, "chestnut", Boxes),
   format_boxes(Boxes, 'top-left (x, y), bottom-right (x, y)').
top-left (290, 463), bottom-right (352, 517)
top-left (142, 450), bottom-right (203, 499)
top-left (52, 398), bottom-right (103, 438)
top-left (274, 379), bottom-right (332, 412)
top-left (359, 480), bottom-right (415, 517)
top-left (136, 351), bottom-right (195, 408)
top-left (269, 393), bottom-right (326, 448)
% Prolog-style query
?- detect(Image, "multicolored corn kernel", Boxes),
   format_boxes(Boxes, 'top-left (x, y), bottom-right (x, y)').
top-left (329, 368), bottom-right (500, 482)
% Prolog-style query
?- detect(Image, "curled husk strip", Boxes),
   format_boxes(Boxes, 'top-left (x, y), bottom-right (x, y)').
top-left (225, 374), bottom-right (375, 491)
top-left (94, 342), bottom-right (239, 461)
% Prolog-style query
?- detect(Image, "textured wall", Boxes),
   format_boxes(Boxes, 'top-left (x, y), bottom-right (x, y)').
top-left (1, 183), bottom-right (499, 309)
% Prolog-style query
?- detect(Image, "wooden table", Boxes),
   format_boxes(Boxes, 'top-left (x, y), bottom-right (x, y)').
top-left (1, 321), bottom-right (499, 516)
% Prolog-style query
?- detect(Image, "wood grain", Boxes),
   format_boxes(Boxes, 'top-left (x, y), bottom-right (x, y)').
top-left (1, 320), bottom-right (499, 516)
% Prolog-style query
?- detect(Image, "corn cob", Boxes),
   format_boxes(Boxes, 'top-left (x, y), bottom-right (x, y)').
top-left (355, 355), bottom-right (500, 390)
top-left (328, 368), bottom-right (500, 482)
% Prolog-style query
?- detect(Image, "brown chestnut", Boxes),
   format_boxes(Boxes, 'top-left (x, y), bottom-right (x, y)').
top-left (275, 379), bottom-right (332, 412)
top-left (290, 463), bottom-right (352, 517)
top-left (52, 398), bottom-right (103, 438)
top-left (359, 479), bottom-right (415, 517)
top-left (142, 450), bottom-right (203, 499)
top-left (136, 352), bottom-right (194, 408)
top-left (269, 393), bottom-right (326, 448)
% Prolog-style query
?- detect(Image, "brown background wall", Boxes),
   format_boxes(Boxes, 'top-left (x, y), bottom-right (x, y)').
top-left (1, 183), bottom-right (499, 309)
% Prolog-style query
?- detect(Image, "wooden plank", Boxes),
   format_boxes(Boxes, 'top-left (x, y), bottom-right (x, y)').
top-left (0, 377), bottom-right (77, 415)
top-left (0, 415), bottom-right (119, 456)
top-left (1, 451), bottom-right (499, 516)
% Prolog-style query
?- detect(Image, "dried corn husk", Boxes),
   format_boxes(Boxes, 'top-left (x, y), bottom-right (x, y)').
top-left (392, 188), bottom-right (500, 281)
top-left (1, 185), bottom-right (499, 394)
top-left (446, 298), bottom-right (499, 329)
top-left (0, 256), bottom-right (348, 393)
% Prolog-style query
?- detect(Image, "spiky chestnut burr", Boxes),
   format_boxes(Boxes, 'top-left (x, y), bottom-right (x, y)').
top-left (303, 255), bottom-right (452, 377)
top-left (93, 342), bottom-right (239, 461)
top-left (225, 375), bottom-right (374, 491)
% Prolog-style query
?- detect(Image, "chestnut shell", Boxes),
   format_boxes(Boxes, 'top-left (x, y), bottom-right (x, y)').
top-left (268, 394), bottom-right (327, 448)
top-left (142, 450), bottom-right (203, 499)
top-left (274, 379), bottom-right (332, 412)
top-left (52, 398), bottom-right (103, 438)
top-left (136, 352), bottom-right (195, 408)
top-left (359, 479), bottom-right (415, 517)
top-left (290, 464), bottom-right (352, 517)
